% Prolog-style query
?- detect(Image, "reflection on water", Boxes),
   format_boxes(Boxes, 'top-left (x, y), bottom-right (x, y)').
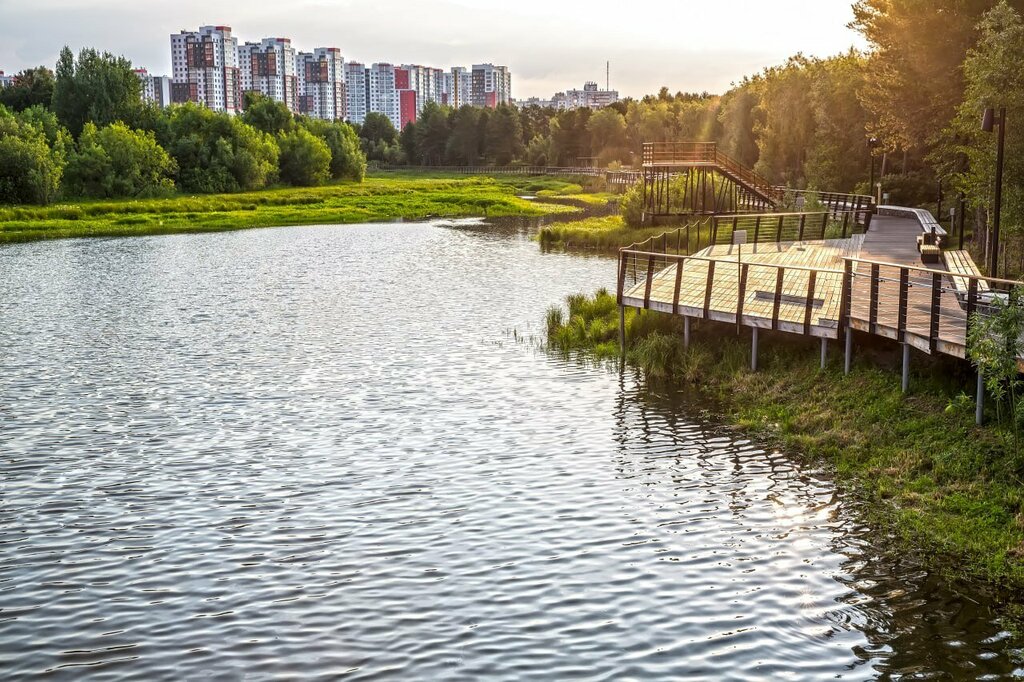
top-left (0, 220), bottom-right (1020, 679)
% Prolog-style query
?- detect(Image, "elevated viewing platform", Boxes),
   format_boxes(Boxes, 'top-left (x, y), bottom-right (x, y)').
top-left (617, 202), bottom-right (1023, 389)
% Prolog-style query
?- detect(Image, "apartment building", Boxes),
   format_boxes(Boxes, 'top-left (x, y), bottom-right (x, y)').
top-left (344, 62), bottom-right (368, 123)
top-left (367, 63), bottom-right (400, 130)
top-left (471, 64), bottom-right (511, 108)
top-left (296, 48), bottom-right (346, 121)
top-left (134, 68), bottom-right (173, 107)
top-left (238, 37), bottom-right (298, 111)
top-left (449, 67), bottom-right (470, 109)
top-left (0, 71), bottom-right (14, 88)
top-left (169, 25), bottom-right (242, 113)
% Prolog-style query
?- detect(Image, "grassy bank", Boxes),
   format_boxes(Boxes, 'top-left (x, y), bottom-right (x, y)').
top-left (538, 214), bottom-right (675, 251)
top-left (0, 173), bottom-right (586, 244)
top-left (547, 289), bottom-right (1024, 590)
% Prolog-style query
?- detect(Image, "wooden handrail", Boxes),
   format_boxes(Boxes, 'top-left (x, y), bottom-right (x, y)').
top-left (845, 257), bottom-right (1024, 287)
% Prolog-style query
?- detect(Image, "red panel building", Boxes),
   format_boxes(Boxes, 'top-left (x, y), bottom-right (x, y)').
top-left (399, 89), bottom-right (417, 130)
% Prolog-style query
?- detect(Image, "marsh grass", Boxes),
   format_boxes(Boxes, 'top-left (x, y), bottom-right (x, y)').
top-left (0, 173), bottom-right (582, 244)
top-left (547, 289), bottom-right (1024, 591)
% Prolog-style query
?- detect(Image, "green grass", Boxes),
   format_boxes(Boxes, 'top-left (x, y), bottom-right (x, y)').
top-left (0, 174), bottom-right (583, 244)
top-left (538, 214), bottom-right (683, 252)
top-left (547, 289), bottom-right (1024, 591)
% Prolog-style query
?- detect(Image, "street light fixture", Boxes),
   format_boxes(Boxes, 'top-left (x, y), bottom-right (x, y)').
top-left (867, 137), bottom-right (880, 200)
top-left (982, 106), bottom-right (1006, 277)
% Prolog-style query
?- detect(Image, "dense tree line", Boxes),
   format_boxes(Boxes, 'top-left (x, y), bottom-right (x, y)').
top-left (0, 48), bottom-right (366, 204)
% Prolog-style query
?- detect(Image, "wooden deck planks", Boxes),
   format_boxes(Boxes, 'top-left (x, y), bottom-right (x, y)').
top-left (622, 214), bottom-right (981, 357)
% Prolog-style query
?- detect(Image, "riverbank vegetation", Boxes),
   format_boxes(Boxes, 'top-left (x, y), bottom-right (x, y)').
top-left (546, 289), bottom-right (1024, 589)
top-left (0, 175), bottom-right (578, 243)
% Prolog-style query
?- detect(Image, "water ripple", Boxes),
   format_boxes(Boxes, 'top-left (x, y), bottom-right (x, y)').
top-left (0, 222), bottom-right (1019, 679)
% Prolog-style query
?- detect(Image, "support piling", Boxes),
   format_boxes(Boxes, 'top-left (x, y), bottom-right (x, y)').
top-left (683, 316), bottom-right (691, 350)
top-left (619, 306), bottom-right (626, 355)
top-left (751, 327), bottom-right (759, 372)
top-left (820, 338), bottom-right (828, 370)
top-left (977, 371), bottom-right (985, 426)
top-left (844, 327), bottom-right (853, 375)
top-left (901, 343), bottom-right (911, 393)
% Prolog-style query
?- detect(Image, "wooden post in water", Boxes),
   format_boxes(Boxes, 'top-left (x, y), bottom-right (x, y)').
top-left (619, 306), bottom-right (626, 354)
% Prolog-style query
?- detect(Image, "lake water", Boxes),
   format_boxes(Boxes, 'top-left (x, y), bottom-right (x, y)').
top-left (1, 219), bottom-right (1021, 679)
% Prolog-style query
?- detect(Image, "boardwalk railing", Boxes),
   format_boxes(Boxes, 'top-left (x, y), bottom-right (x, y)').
top-left (616, 243), bottom-right (1024, 358)
top-left (616, 248), bottom-right (843, 338)
top-left (625, 210), bottom-right (869, 257)
top-left (374, 164), bottom-right (610, 177)
top-left (781, 189), bottom-right (875, 218)
top-left (641, 142), bottom-right (780, 204)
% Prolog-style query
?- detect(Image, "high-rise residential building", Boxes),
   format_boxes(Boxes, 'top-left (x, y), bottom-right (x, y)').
top-left (170, 25), bottom-right (242, 114)
top-left (344, 62), bottom-right (367, 123)
top-left (471, 63), bottom-right (511, 108)
top-left (367, 63), bottom-right (400, 130)
top-left (0, 71), bottom-right (14, 88)
top-left (430, 67), bottom-right (448, 106)
top-left (296, 48), bottom-right (346, 121)
top-left (238, 37), bottom-right (298, 112)
top-left (134, 68), bottom-right (173, 107)
top-left (449, 67), bottom-right (470, 109)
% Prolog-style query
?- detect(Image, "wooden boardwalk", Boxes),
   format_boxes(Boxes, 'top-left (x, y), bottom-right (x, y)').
top-left (618, 210), bottom-right (1004, 362)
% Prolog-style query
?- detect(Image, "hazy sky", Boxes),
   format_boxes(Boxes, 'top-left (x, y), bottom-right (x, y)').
top-left (0, 0), bottom-right (867, 98)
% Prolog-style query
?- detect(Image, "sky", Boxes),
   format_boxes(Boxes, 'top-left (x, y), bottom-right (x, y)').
top-left (0, 0), bottom-right (868, 99)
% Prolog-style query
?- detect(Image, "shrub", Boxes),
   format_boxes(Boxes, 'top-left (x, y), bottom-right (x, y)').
top-left (64, 122), bottom-right (176, 198)
top-left (277, 128), bottom-right (331, 187)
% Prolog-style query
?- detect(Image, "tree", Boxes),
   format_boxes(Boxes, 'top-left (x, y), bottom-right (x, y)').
top-left (0, 105), bottom-right (67, 204)
top-left (64, 121), bottom-right (176, 198)
top-left (484, 105), bottom-right (523, 165)
top-left (0, 67), bottom-right (55, 112)
top-left (165, 103), bottom-right (278, 193)
top-left (587, 107), bottom-right (627, 165)
top-left (751, 56), bottom-right (816, 185)
top-left (445, 106), bottom-right (482, 164)
top-left (550, 108), bottom-right (592, 166)
top-left (948, 1), bottom-right (1024, 248)
top-left (716, 81), bottom-right (761, 168)
top-left (51, 46), bottom-right (141, 137)
top-left (358, 112), bottom-right (400, 162)
top-left (415, 102), bottom-right (450, 165)
top-left (399, 120), bottom-right (418, 165)
top-left (301, 118), bottom-right (366, 181)
top-left (277, 127), bottom-right (331, 186)
top-left (241, 92), bottom-right (294, 135)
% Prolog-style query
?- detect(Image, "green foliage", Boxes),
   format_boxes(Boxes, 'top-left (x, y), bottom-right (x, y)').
top-left (359, 112), bottom-right (402, 163)
top-left (52, 46), bottom-right (141, 137)
top-left (165, 103), bottom-right (279, 193)
top-left (0, 105), bottom-right (67, 204)
top-left (485, 105), bottom-right (523, 165)
top-left (301, 118), bottom-right (366, 181)
top-left (241, 92), bottom-right (295, 135)
top-left (277, 127), bottom-right (331, 186)
top-left (0, 67), bottom-right (55, 112)
top-left (64, 121), bottom-right (176, 198)
top-left (445, 106), bottom-right (482, 164)
top-left (968, 287), bottom-right (1024, 447)
top-left (415, 102), bottom-right (451, 165)
top-left (549, 108), bottom-right (592, 166)
top-left (946, 2), bottom-right (1024, 242)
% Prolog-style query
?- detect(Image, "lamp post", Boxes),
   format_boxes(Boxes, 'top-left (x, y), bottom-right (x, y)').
top-left (867, 137), bottom-right (880, 197)
top-left (982, 107), bottom-right (1006, 278)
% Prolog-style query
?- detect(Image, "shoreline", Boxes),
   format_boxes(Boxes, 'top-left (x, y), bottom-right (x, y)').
top-left (546, 290), bottom-right (1024, 602)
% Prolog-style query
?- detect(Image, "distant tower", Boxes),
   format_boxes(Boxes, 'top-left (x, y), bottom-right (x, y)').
top-left (606, 61), bottom-right (610, 91)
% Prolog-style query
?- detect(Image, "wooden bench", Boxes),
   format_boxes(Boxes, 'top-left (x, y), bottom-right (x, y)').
top-left (945, 249), bottom-right (991, 301)
top-left (920, 244), bottom-right (942, 264)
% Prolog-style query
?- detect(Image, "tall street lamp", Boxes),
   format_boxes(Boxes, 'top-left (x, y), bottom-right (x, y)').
top-left (982, 107), bottom-right (1006, 278)
top-left (867, 137), bottom-right (880, 199)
